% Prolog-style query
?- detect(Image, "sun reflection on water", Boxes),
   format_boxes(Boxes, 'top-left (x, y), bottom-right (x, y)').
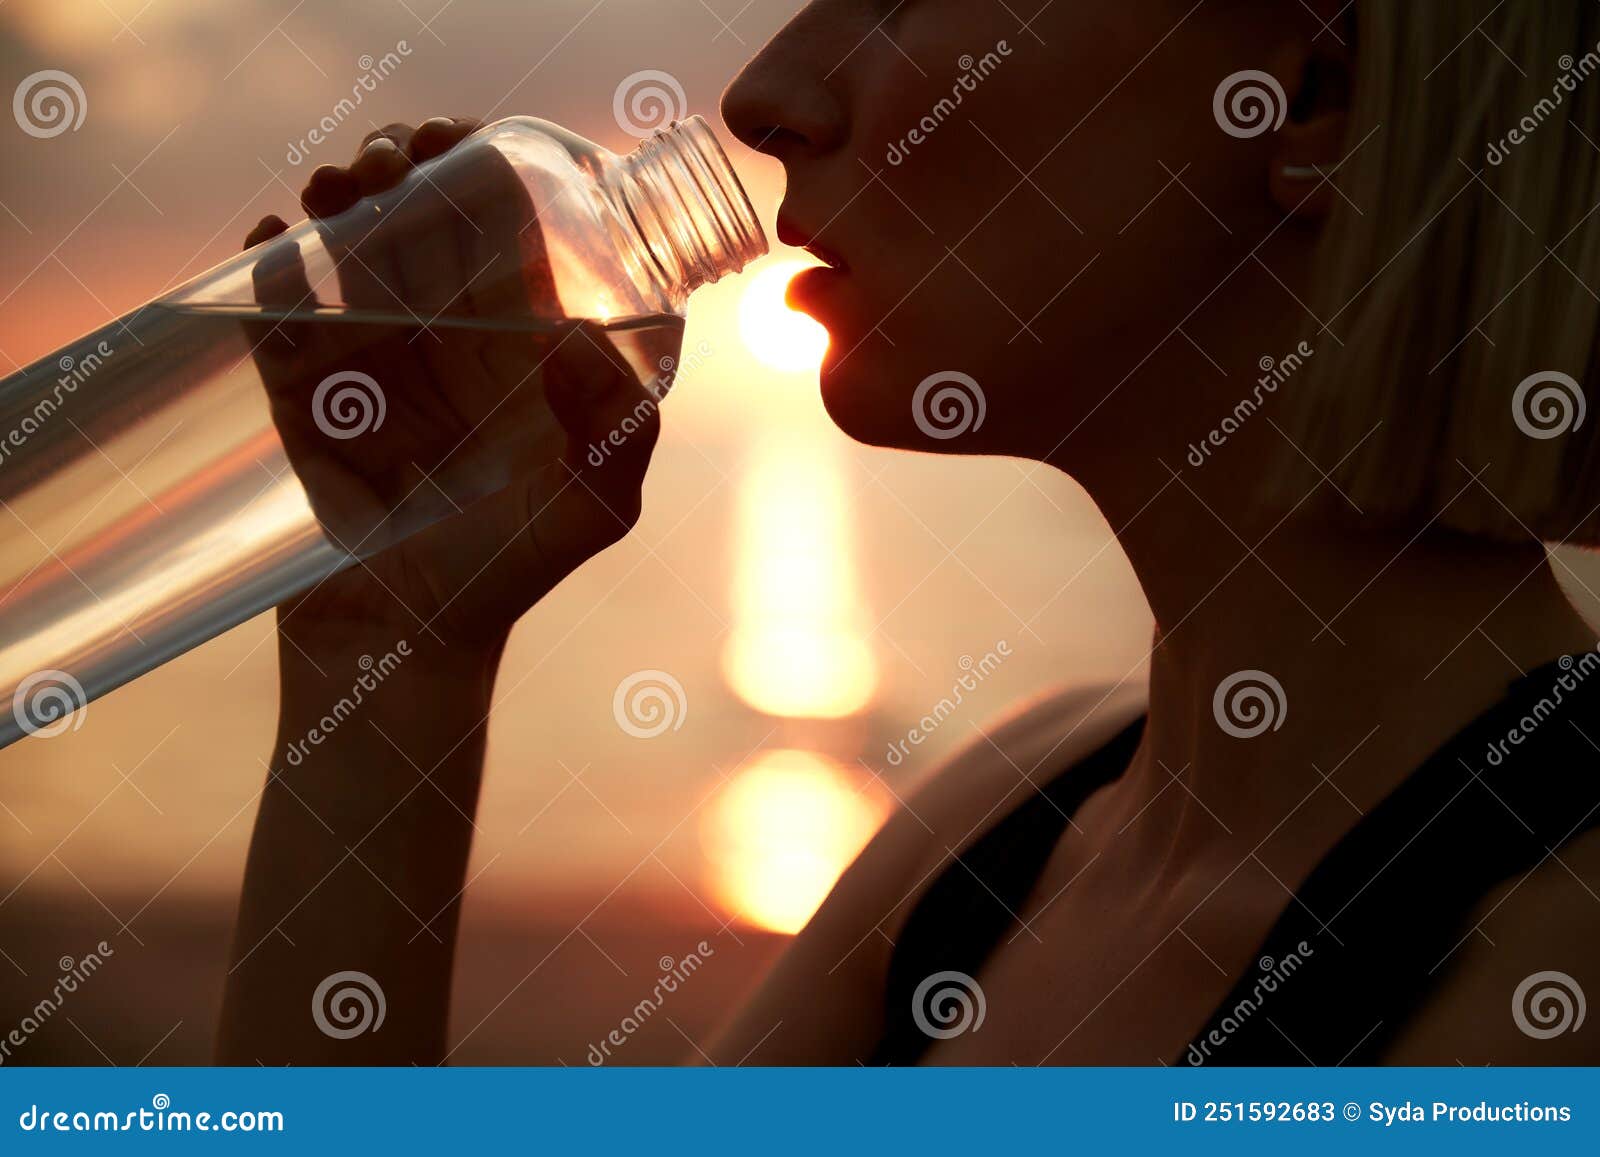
top-left (721, 437), bottom-right (878, 719)
top-left (705, 261), bottom-right (889, 933)
top-left (701, 749), bottom-right (889, 934)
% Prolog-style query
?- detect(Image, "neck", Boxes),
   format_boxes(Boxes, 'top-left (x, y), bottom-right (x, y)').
top-left (1084, 474), bottom-right (1594, 865)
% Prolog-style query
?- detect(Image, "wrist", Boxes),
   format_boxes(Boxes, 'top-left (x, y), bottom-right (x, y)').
top-left (276, 604), bottom-right (509, 670)
top-left (272, 616), bottom-right (505, 778)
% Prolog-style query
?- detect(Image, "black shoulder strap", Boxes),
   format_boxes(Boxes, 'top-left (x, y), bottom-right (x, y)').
top-left (1189, 656), bottom-right (1600, 1065)
top-left (869, 717), bottom-right (1145, 1065)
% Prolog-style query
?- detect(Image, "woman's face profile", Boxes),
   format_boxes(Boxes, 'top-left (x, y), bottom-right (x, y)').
top-left (723, 0), bottom-right (1333, 483)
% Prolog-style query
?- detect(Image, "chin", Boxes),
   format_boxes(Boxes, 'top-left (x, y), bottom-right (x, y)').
top-left (816, 352), bottom-right (1003, 456)
top-left (815, 346), bottom-right (918, 450)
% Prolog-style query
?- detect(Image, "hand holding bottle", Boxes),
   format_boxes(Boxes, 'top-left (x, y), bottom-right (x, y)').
top-left (214, 116), bottom-right (764, 1063)
top-left (246, 119), bottom-right (665, 649)
top-left (0, 112), bottom-right (760, 744)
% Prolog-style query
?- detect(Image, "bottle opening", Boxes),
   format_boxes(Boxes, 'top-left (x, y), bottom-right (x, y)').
top-left (621, 115), bottom-right (769, 295)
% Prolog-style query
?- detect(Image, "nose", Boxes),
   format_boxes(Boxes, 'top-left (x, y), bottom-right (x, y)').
top-left (720, 14), bottom-right (846, 160)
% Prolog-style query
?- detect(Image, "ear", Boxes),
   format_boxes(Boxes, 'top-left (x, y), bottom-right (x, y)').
top-left (1267, 38), bottom-right (1354, 221)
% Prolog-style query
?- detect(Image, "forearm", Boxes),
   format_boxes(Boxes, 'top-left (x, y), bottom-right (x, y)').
top-left (216, 620), bottom-right (504, 1064)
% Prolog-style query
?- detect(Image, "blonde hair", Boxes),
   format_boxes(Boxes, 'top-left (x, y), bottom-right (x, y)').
top-left (1280, 1), bottom-right (1600, 544)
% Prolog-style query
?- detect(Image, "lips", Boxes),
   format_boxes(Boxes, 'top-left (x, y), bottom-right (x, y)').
top-left (777, 213), bottom-right (851, 321)
top-left (777, 215), bottom-right (849, 273)
top-left (785, 263), bottom-right (847, 314)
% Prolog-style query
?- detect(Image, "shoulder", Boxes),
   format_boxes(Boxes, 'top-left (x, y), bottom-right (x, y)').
top-left (1381, 825), bottom-right (1600, 1064)
top-left (868, 677), bottom-right (1149, 896)
top-left (703, 677), bottom-right (1148, 1064)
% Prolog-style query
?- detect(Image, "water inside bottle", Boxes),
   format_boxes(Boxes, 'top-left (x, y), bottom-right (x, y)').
top-left (0, 304), bottom-right (684, 743)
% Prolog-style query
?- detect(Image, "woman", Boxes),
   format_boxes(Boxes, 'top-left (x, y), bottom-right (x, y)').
top-left (219, 0), bottom-right (1600, 1065)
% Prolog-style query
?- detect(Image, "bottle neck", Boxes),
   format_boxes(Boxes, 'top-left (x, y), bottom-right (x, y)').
top-left (612, 116), bottom-right (767, 300)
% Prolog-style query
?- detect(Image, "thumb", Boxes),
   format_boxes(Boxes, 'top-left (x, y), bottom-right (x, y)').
top-left (243, 215), bottom-right (315, 365)
top-left (545, 322), bottom-right (663, 487)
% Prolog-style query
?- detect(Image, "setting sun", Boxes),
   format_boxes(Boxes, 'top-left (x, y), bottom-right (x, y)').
top-left (737, 259), bottom-right (830, 373)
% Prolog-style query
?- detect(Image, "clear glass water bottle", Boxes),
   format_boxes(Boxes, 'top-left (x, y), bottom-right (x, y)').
top-left (0, 115), bottom-right (766, 745)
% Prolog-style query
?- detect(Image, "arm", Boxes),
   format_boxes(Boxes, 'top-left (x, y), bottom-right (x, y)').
top-left (216, 119), bottom-right (659, 1064)
top-left (216, 626), bottom-right (500, 1064)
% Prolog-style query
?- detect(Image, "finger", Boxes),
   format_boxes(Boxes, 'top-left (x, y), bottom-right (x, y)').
top-left (322, 138), bottom-right (415, 311)
top-left (301, 164), bottom-right (360, 219)
top-left (249, 221), bottom-right (314, 307)
top-left (409, 117), bottom-right (480, 164)
top-left (248, 217), bottom-right (315, 322)
top-left (244, 214), bottom-right (290, 250)
top-left (387, 138), bottom-right (470, 313)
top-left (244, 215), bottom-right (305, 362)
top-left (353, 119), bottom-right (482, 317)
top-left (245, 216), bottom-right (363, 376)
top-left (395, 215), bottom-right (469, 314)
top-left (350, 136), bottom-right (413, 199)
top-left (325, 216), bottom-right (405, 313)
top-left (303, 122), bottom-right (416, 218)
top-left (433, 139), bottom-right (547, 319)
top-left (545, 323), bottom-right (660, 475)
top-left (243, 216), bottom-right (317, 387)
top-left (475, 330), bottom-right (561, 452)
top-left (548, 322), bottom-right (636, 403)
top-left (571, 377), bottom-right (662, 475)
top-left (358, 122), bottom-right (416, 157)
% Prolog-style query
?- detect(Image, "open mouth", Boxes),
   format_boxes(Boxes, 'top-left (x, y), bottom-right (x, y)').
top-left (802, 242), bottom-right (849, 272)
top-left (775, 215), bottom-right (855, 329)
top-left (777, 216), bottom-right (849, 273)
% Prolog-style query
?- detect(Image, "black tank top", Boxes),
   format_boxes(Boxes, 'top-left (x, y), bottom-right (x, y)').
top-left (870, 655), bottom-right (1600, 1065)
